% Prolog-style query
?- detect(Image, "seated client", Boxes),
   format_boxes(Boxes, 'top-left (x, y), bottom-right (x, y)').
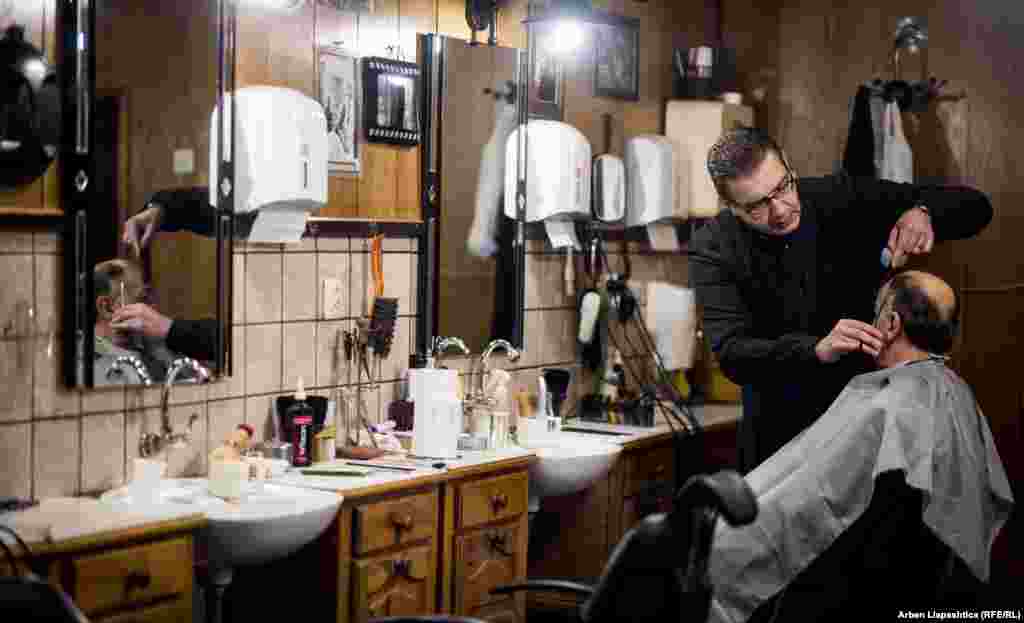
top-left (707, 270), bottom-right (1014, 622)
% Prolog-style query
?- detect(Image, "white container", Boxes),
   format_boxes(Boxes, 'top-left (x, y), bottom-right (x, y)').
top-left (128, 458), bottom-right (167, 505)
top-left (209, 460), bottom-right (248, 499)
top-left (504, 120), bottom-right (592, 222)
top-left (624, 135), bottom-right (684, 227)
top-left (593, 154), bottom-right (625, 222)
top-left (664, 100), bottom-right (754, 218)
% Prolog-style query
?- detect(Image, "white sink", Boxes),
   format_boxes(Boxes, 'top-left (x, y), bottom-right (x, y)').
top-left (102, 478), bottom-right (342, 571)
top-left (521, 433), bottom-right (622, 505)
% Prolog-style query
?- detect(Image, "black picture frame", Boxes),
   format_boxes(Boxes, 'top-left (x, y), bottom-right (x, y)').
top-left (527, 21), bottom-right (564, 120)
top-left (592, 18), bottom-right (640, 101)
top-left (361, 57), bottom-right (420, 146)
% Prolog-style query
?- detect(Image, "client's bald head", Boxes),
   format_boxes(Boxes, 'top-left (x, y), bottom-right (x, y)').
top-left (876, 270), bottom-right (959, 356)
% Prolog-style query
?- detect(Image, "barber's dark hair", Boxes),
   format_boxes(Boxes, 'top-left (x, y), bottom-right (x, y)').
top-left (706, 126), bottom-right (785, 202)
top-left (886, 272), bottom-right (960, 354)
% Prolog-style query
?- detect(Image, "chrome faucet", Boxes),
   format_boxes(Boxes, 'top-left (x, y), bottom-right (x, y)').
top-left (139, 357), bottom-right (210, 458)
top-left (469, 339), bottom-right (520, 405)
top-left (430, 336), bottom-right (469, 366)
top-left (107, 355), bottom-right (153, 386)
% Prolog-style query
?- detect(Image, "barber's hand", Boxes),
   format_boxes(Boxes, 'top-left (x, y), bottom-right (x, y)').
top-left (887, 206), bottom-right (934, 269)
top-left (121, 206), bottom-right (163, 258)
top-left (815, 319), bottom-right (885, 363)
top-left (110, 303), bottom-right (173, 340)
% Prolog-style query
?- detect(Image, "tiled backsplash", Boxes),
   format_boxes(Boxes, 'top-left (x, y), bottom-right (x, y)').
top-left (0, 229), bottom-right (688, 500)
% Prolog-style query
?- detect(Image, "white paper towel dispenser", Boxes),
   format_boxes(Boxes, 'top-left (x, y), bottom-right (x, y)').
top-left (210, 86), bottom-right (328, 242)
top-left (503, 120), bottom-right (591, 222)
top-left (624, 135), bottom-right (685, 228)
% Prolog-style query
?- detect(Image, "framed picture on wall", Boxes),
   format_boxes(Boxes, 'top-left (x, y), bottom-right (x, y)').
top-left (362, 57), bottom-right (421, 146)
top-left (592, 18), bottom-right (640, 101)
top-left (528, 21), bottom-right (564, 120)
top-left (318, 46), bottom-right (361, 174)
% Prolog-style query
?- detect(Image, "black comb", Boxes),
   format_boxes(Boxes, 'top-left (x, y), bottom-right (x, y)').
top-left (368, 297), bottom-right (399, 357)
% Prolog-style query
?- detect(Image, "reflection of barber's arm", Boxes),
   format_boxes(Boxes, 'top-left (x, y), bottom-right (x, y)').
top-left (148, 186), bottom-right (217, 237)
top-left (689, 231), bottom-right (820, 386)
top-left (166, 318), bottom-right (219, 362)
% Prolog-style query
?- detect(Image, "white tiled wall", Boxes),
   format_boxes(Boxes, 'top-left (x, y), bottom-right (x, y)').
top-left (0, 229), bottom-right (687, 499)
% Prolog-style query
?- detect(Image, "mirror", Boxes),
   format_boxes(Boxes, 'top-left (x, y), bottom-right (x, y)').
top-left (422, 34), bottom-right (522, 354)
top-left (63, 0), bottom-right (233, 388)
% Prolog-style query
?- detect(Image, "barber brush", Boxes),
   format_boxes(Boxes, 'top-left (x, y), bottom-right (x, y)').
top-left (368, 296), bottom-right (399, 357)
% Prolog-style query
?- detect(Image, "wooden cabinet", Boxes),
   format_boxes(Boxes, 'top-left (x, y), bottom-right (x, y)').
top-left (336, 484), bottom-right (443, 623)
top-left (443, 467), bottom-right (530, 623)
top-left (0, 518), bottom-right (202, 623)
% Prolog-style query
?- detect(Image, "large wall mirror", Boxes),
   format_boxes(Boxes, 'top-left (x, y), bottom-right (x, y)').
top-left (420, 34), bottom-right (524, 355)
top-left (62, 0), bottom-right (234, 388)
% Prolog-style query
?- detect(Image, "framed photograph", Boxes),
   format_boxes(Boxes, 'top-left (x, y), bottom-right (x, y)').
top-left (527, 22), bottom-right (564, 120)
top-left (592, 19), bottom-right (640, 100)
top-left (318, 46), bottom-right (361, 174)
top-left (362, 57), bottom-right (420, 146)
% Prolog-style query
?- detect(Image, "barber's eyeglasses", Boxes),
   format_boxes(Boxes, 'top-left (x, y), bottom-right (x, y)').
top-left (729, 168), bottom-right (797, 220)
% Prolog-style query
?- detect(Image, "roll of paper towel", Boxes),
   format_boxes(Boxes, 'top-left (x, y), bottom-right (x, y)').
top-left (408, 368), bottom-right (462, 458)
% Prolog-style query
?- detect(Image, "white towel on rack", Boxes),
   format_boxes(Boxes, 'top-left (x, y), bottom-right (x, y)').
top-left (878, 101), bottom-right (914, 183)
top-left (468, 98), bottom-right (518, 257)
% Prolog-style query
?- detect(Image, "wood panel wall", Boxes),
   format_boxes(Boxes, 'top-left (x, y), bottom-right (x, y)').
top-left (0, 0), bottom-right (60, 216)
top-left (96, 0), bottom-right (219, 322)
top-left (723, 0), bottom-right (1024, 597)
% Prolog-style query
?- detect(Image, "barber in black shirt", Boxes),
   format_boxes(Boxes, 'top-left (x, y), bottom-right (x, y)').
top-left (688, 127), bottom-right (992, 473)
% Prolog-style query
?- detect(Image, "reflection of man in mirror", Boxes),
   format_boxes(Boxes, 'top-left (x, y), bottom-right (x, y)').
top-left (90, 259), bottom-right (178, 384)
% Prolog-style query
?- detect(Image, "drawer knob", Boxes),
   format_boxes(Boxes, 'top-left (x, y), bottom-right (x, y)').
top-left (124, 570), bottom-right (151, 592)
top-left (488, 533), bottom-right (512, 557)
top-left (389, 511), bottom-right (415, 531)
top-left (653, 465), bottom-right (666, 475)
top-left (490, 493), bottom-right (509, 513)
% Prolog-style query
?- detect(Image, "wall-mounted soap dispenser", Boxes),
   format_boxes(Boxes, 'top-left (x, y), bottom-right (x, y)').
top-left (209, 85), bottom-right (328, 242)
top-left (593, 154), bottom-right (625, 223)
top-left (503, 120), bottom-right (592, 222)
top-left (624, 135), bottom-right (686, 228)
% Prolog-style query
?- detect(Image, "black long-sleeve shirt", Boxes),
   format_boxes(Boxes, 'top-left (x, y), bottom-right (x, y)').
top-left (688, 175), bottom-right (992, 471)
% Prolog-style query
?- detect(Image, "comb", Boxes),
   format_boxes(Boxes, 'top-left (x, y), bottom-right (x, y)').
top-left (368, 297), bottom-right (399, 357)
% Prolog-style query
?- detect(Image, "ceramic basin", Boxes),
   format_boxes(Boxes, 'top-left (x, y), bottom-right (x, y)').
top-left (102, 478), bottom-right (342, 571)
top-left (521, 433), bottom-right (622, 501)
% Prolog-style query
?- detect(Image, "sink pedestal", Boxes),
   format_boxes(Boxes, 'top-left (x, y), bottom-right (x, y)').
top-left (201, 567), bottom-right (233, 623)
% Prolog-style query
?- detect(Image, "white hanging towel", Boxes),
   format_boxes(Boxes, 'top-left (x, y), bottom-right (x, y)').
top-left (468, 98), bottom-right (518, 257)
top-left (878, 100), bottom-right (914, 183)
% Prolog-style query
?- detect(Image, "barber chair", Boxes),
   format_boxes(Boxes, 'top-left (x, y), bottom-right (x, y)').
top-left (0, 526), bottom-right (90, 623)
top-left (371, 469), bottom-right (758, 623)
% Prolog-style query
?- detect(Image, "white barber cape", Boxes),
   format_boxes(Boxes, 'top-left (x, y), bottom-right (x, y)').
top-left (707, 359), bottom-right (1014, 623)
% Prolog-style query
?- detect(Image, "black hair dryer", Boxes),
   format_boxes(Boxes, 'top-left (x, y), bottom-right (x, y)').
top-left (542, 368), bottom-right (572, 420)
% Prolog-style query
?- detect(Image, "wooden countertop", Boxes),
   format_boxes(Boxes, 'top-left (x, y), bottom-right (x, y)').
top-left (560, 403), bottom-right (742, 451)
top-left (1, 511), bottom-right (206, 559)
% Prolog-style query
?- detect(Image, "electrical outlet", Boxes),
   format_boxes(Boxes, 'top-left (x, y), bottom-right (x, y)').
top-left (322, 278), bottom-right (344, 318)
top-left (173, 149), bottom-right (195, 175)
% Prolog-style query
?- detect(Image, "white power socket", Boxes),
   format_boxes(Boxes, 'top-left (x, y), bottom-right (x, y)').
top-left (173, 149), bottom-right (195, 175)
top-left (322, 278), bottom-right (344, 318)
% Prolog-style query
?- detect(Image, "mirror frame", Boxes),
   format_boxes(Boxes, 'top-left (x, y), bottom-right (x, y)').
top-left (60, 0), bottom-right (236, 388)
top-left (417, 33), bottom-right (525, 355)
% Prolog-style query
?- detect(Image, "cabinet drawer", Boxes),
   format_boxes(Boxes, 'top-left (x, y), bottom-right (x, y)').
top-left (457, 472), bottom-right (528, 530)
top-left (353, 490), bottom-right (438, 556)
top-left (624, 445), bottom-right (675, 497)
top-left (72, 536), bottom-right (193, 616)
top-left (93, 596), bottom-right (191, 623)
top-left (352, 543), bottom-right (435, 623)
top-left (454, 524), bottom-right (524, 615)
